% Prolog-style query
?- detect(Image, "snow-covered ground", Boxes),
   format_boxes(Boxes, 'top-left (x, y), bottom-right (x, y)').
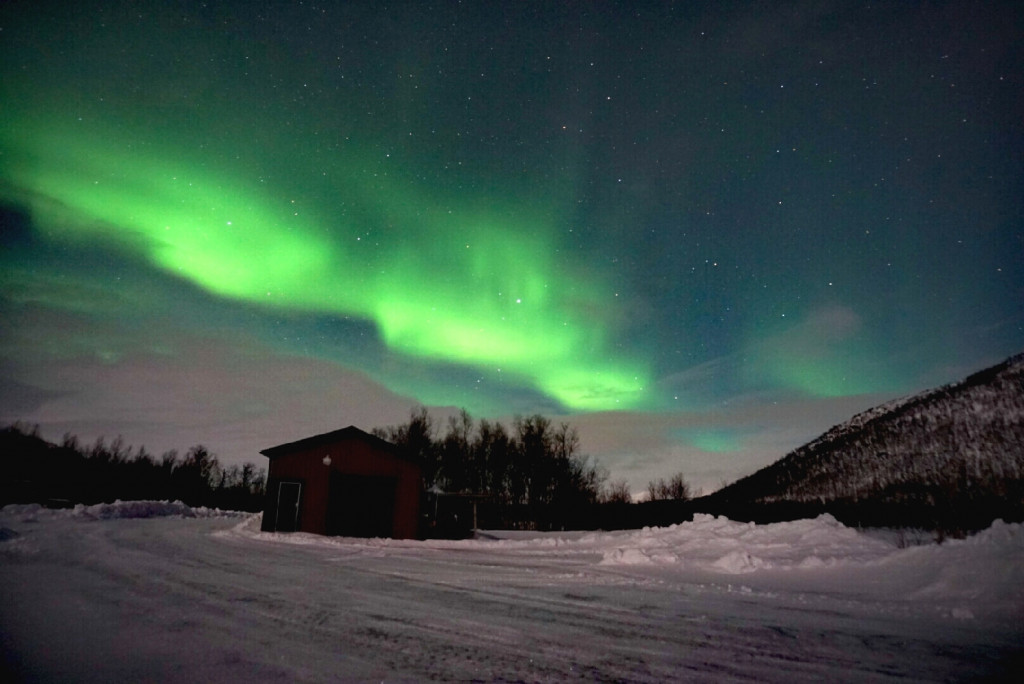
top-left (1, 502), bottom-right (1021, 682)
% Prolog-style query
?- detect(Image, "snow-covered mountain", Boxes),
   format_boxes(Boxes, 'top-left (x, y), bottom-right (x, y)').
top-left (704, 353), bottom-right (1024, 530)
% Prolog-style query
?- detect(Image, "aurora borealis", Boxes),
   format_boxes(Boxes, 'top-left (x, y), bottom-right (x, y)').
top-left (3, 115), bottom-right (647, 411)
top-left (2, 1), bottom-right (1022, 492)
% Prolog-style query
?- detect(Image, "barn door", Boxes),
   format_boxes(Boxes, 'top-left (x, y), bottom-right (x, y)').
top-left (275, 481), bottom-right (301, 532)
top-left (327, 473), bottom-right (396, 538)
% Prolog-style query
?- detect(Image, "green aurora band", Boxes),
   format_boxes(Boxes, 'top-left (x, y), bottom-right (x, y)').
top-left (1, 118), bottom-right (651, 411)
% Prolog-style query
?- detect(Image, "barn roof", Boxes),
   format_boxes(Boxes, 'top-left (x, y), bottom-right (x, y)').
top-left (260, 425), bottom-right (406, 460)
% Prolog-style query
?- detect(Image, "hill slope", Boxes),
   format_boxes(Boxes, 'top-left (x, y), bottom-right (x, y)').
top-left (703, 353), bottom-right (1024, 530)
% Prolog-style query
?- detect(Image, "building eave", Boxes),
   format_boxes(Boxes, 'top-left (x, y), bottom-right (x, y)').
top-left (260, 425), bottom-right (405, 460)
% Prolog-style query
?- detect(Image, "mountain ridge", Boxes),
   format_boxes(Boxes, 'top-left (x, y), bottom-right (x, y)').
top-left (700, 352), bottom-right (1024, 531)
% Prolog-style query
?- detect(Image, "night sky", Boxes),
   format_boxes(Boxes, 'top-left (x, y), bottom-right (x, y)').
top-left (2, 1), bottom-right (1022, 494)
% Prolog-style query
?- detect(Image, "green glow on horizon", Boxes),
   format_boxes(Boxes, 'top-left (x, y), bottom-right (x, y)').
top-left (1, 119), bottom-right (650, 411)
top-left (768, 361), bottom-right (873, 398)
top-left (674, 429), bottom-right (744, 453)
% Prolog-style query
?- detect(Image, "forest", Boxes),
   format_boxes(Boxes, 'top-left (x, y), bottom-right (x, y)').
top-left (373, 408), bottom-right (691, 531)
top-left (0, 423), bottom-right (266, 512)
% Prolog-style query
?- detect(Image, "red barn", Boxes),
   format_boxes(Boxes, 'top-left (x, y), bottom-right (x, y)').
top-left (259, 426), bottom-right (421, 539)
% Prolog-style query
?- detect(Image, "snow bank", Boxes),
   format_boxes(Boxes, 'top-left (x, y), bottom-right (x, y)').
top-left (0, 500), bottom-right (248, 522)
top-left (598, 513), bottom-right (895, 572)
top-left (73, 500), bottom-right (222, 520)
top-left (883, 519), bottom-right (1024, 619)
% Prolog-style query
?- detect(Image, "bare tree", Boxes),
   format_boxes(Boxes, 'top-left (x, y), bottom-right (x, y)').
top-left (646, 472), bottom-right (691, 501)
top-left (603, 479), bottom-right (632, 504)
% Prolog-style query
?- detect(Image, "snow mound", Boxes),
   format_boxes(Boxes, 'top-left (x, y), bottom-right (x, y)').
top-left (598, 514), bottom-right (897, 573)
top-left (962, 518), bottom-right (1023, 547)
top-left (0, 503), bottom-right (52, 522)
top-left (73, 500), bottom-right (197, 520)
top-left (887, 519), bottom-right (1024, 619)
top-left (1, 500), bottom-right (247, 521)
top-left (72, 500), bottom-right (250, 520)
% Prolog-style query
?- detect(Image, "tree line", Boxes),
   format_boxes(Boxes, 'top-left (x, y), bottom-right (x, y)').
top-left (1, 413), bottom-right (695, 530)
top-left (374, 408), bottom-right (691, 531)
top-left (374, 408), bottom-right (605, 507)
top-left (0, 423), bottom-right (265, 511)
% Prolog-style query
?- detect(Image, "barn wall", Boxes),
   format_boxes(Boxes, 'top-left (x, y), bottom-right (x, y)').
top-left (262, 433), bottom-right (421, 539)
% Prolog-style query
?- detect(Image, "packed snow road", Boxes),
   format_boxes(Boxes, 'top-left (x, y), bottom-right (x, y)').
top-left (1, 503), bottom-right (1021, 682)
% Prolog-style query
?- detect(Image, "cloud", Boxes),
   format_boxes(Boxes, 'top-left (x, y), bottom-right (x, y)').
top-left (560, 387), bottom-right (902, 496)
top-left (762, 304), bottom-right (863, 356)
top-left (742, 304), bottom-right (899, 397)
top-left (0, 376), bottom-right (65, 415)
top-left (0, 333), bottom-right (421, 466)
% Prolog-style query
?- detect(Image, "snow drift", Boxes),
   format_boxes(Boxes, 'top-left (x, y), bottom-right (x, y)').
top-left (596, 513), bottom-right (897, 571)
top-left (1, 499), bottom-right (247, 522)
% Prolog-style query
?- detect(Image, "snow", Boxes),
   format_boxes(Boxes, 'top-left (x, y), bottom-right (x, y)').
top-left (2, 501), bottom-right (1021, 682)
top-left (595, 514), bottom-right (897, 570)
top-left (0, 500), bottom-right (246, 522)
